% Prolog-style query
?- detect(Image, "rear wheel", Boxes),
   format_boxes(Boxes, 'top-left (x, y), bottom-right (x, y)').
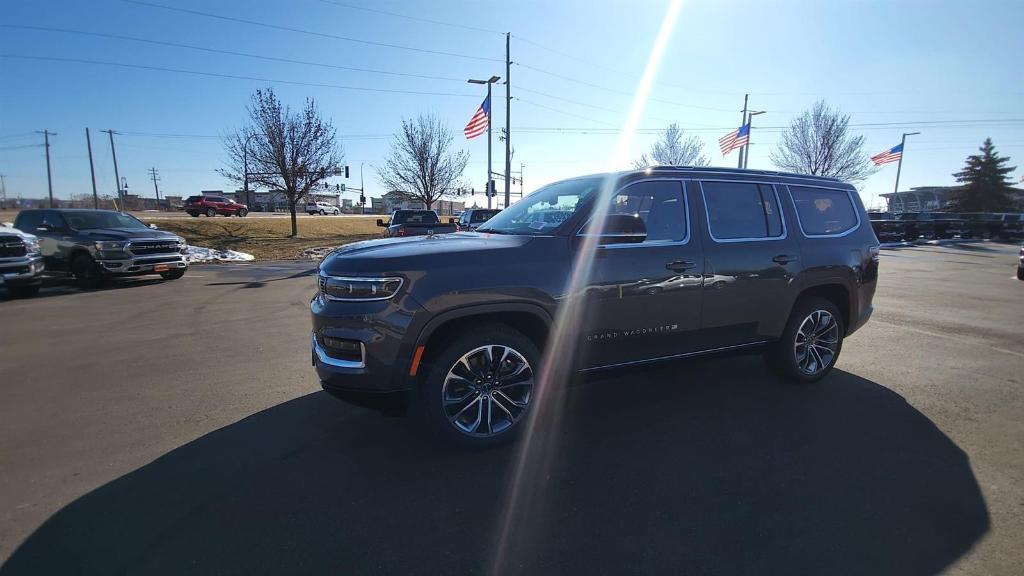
top-left (765, 297), bottom-right (844, 383)
top-left (188, 211), bottom-right (199, 217)
top-left (160, 268), bottom-right (186, 280)
top-left (6, 284), bottom-right (40, 298)
top-left (421, 324), bottom-right (539, 447)
top-left (71, 253), bottom-right (104, 289)
top-left (1017, 265), bottom-right (1024, 281)
top-left (320, 209), bottom-right (326, 216)
top-left (205, 208), bottom-right (217, 217)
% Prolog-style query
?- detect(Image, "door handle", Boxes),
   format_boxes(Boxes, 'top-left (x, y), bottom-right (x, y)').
top-left (772, 254), bottom-right (798, 265)
top-left (665, 260), bottom-right (696, 272)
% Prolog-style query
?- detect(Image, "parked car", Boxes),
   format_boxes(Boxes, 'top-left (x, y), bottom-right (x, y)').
top-left (893, 212), bottom-right (969, 240)
top-left (183, 195), bottom-right (248, 217)
top-left (312, 167), bottom-right (880, 446)
top-left (867, 212), bottom-right (905, 243)
top-left (377, 210), bottom-right (457, 237)
top-left (13, 209), bottom-right (188, 288)
top-left (307, 201), bottom-right (340, 216)
top-left (0, 225), bottom-right (45, 297)
top-left (456, 208), bottom-right (501, 231)
top-left (997, 213), bottom-right (1024, 239)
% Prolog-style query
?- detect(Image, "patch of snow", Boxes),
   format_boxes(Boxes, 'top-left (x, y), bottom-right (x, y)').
top-left (299, 246), bottom-right (341, 261)
top-left (186, 245), bottom-right (255, 263)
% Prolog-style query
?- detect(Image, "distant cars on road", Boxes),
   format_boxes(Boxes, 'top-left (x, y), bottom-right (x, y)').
top-left (456, 208), bottom-right (501, 231)
top-left (14, 209), bottom-right (188, 288)
top-left (306, 201), bottom-right (340, 216)
top-left (184, 195), bottom-right (249, 217)
top-left (377, 210), bottom-right (457, 237)
top-left (0, 225), bottom-right (45, 297)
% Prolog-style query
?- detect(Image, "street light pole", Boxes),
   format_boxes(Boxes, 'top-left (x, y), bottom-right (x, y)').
top-left (744, 110), bottom-right (765, 169)
top-left (892, 131), bottom-right (920, 196)
top-left (737, 94), bottom-right (748, 169)
top-left (468, 76), bottom-right (501, 210)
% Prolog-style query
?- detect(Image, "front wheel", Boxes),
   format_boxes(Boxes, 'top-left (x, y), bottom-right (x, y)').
top-left (72, 254), bottom-right (105, 289)
top-left (237, 208), bottom-right (248, 217)
top-left (421, 324), bottom-right (539, 447)
top-left (160, 268), bottom-right (186, 280)
top-left (764, 297), bottom-right (844, 383)
top-left (1017, 266), bottom-right (1024, 281)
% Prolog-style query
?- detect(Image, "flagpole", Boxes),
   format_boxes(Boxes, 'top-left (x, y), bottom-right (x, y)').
top-left (892, 131), bottom-right (920, 198)
top-left (738, 94), bottom-right (748, 169)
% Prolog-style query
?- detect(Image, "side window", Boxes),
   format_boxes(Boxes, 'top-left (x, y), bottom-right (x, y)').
top-left (701, 181), bottom-right (784, 240)
top-left (789, 186), bottom-right (859, 236)
top-left (15, 211), bottom-right (43, 233)
top-left (43, 211), bottom-right (68, 230)
top-left (609, 180), bottom-right (687, 243)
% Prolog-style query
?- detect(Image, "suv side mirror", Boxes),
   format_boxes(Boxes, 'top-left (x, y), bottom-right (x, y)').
top-left (583, 214), bottom-right (647, 245)
top-left (376, 219), bottom-right (386, 227)
top-left (149, 223), bottom-right (159, 230)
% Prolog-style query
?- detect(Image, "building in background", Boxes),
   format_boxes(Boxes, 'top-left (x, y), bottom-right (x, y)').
top-left (380, 190), bottom-right (464, 215)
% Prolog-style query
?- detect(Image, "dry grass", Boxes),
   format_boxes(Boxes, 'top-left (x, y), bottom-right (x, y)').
top-left (143, 216), bottom-right (381, 260)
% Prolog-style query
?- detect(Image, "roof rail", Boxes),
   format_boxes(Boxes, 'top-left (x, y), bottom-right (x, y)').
top-left (642, 165), bottom-right (842, 182)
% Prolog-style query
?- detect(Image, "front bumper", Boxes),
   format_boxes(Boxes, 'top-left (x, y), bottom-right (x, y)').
top-left (98, 254), bottom-right (188, 275)
top-left (0, 255), bottom-right (45, 286)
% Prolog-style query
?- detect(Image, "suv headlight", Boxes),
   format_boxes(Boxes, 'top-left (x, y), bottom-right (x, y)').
top-left (318, 274), bottom-right (403, 301)
top-left (24, 237), bottom-right (41, 255)
top-left (95, 241), bottom-right (128, 251)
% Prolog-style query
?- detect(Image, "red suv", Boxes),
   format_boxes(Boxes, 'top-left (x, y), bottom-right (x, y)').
top-left (184, 195), bottom-right (248, 217)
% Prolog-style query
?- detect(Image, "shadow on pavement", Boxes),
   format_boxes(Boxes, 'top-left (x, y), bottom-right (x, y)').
top-left (0, 277), bottom-right (166, 301)
top-left (1, 357), bottom-right (988, 575)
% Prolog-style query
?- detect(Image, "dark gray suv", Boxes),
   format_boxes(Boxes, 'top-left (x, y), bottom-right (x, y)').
top-left (311, 167), bottom-right (880, 445)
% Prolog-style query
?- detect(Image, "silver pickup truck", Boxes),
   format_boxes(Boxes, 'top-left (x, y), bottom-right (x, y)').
top-left (0, 225), bottom-right (45, 297)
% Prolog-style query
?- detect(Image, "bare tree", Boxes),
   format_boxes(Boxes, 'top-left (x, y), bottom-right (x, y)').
top-left (770, 100), bottom-right (876, 183)
top-left (377, 114), bottom-right (469, 210)
top-left (222, 88), bottom-right (343, 237)
top-left (633, 123), bottom-right (709, 168)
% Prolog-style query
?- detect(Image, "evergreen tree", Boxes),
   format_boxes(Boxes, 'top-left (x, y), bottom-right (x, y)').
top-left (950, 138), bottom-right (1016, 211)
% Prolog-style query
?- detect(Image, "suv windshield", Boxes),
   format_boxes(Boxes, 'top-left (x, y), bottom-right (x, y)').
top-left (478, 176), bottom-right (603, 235)
top-left (63, 211), bottom-right (149, 230)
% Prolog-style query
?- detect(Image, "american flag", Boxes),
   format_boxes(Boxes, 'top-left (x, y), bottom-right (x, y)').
top-left (718, 123), bottom-right (749, 156)
top-left (871, 143), bottom-right (903, 166)
top-left (464, 95), bottom-right (490, 139)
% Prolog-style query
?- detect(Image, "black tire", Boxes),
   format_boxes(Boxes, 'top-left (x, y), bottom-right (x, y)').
top-left (6, 284), bottom-right (40, 298)
top-left (237, 208), bottom-right (248, 217)
top-left (71, 253), bottom-right (104, 289)
top-left (206, 208), bottom-right (217, 217)
top-left (188, 211), bottom-right (199, 218)
top-left (320, 209), bottom-right (326, 216)
top-left (420, 324), bottom-right (540, 447)
top-left (1017, 266), bottom-right (1024, 281)
top-left (764, 297), bottom-right (844, 384)
top-left (160, 268), bottom-right (186, 280)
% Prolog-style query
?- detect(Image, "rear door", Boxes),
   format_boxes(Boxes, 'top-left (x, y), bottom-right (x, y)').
top-left (696, 178), bottom-right (801, 348)
top-left (577, 178), bottom-right (705, 369)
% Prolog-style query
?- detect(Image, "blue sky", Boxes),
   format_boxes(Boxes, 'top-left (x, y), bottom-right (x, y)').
top-left (2, 0), bottom-right (1022, 210)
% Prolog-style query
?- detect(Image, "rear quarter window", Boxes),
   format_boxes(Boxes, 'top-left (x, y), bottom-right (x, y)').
top-left (789, 186), bottom-right (860, 236)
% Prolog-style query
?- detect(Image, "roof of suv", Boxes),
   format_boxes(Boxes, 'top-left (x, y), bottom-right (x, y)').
top-left (572, 166), bottom-right (846, 186)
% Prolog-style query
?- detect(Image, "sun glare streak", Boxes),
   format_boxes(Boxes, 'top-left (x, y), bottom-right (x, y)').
top-left (490, 2), bottom-right (687, 574)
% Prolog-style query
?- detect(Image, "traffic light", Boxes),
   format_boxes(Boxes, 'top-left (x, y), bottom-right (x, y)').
top-left (487, 180), bottom-right (497, 197)
top-left (344, 165), bottom-right (350, 178)
top-left (359, 193), bottom-right (366, 205)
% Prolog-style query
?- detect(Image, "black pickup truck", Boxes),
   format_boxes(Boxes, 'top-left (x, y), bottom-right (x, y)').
top-left (14, 209), bottom-right (188, 288)
top-left (313, 167), bottom-right (879, 446)
top-left (377, 210), bottom-right (457, 238)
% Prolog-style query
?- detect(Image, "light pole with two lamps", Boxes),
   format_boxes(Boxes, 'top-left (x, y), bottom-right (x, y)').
top-left (467, 76), bottom-right (500, 209)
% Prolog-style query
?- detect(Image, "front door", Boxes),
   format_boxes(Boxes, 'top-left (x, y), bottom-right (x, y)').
top-left (695, 179), bottom-right (802, 348)
top-left (578, 179), bottom-right (705, 369)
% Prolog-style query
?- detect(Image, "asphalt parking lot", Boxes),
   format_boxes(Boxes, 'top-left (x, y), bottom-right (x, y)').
top-left (1, 242), bottom-right (1021, 575)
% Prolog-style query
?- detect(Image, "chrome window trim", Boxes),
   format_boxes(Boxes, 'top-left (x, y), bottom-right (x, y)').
top-left (784, 184), bottom-right (863, 239)
top-left (318, 273), bottom-right (404, 302)
top-left (697, 179), bottom-right (788, 243)
top-left (311, 333), bottom-right (366, 368)
top-left (645, 166), bottom-right (842, 183)
top-left (574, 178), bottom-right (692, 249)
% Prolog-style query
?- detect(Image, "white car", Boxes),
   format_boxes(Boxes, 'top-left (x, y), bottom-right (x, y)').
top-left (306, 201), bottom-right (340, 216)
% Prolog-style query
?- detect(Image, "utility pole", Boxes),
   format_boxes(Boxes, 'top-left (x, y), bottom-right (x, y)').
top-left (37, 130), bottom-right (56, 207)
top-left (504, 32), bottom-right (512, 210)
top-left (148, 167), bottom-right (161, 206)
top-left (86, 128), bottom-right (99, 209)
top-left (892, 131), bottom-right (920, 197)
top-left (101, 130), bottom-right (122, 207)
top-left (737, 94), bottom-right (748, 169)
top-left (0, 173), bottom-right (7, 210)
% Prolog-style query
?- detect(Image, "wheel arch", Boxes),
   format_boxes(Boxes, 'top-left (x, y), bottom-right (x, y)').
top-left (794, 281), bottom-right (852, 334)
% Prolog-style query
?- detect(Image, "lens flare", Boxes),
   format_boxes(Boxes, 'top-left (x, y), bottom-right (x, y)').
top-left (490, 2), bottom-right (687, 574)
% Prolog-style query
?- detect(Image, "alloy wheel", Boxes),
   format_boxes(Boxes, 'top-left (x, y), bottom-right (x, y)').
top-left (794, 310), bottom-right (839, 375)
top-left (442, 345), bottom-right (534, 437)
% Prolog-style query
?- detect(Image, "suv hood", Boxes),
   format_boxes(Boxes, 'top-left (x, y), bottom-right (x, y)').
top-left (76, 228), bottom-right (182, 241)
top-left (320, 232), bottom-right (536, 274)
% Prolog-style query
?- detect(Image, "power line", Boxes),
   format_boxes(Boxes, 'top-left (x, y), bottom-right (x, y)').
top-left (513, 97), bottom-right (617, 126)
top-left (0, 54), bottom-right (480, 98)
top-left (118, 0), bottom-right (502, 62)
top-left (315, 0), bottom-right (503, 35)
top-left (1, 25), bottom-right (468, 83)
top-left (0, 143), bottom-right (44, 151)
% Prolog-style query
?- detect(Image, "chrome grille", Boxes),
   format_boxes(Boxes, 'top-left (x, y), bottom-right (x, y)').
top-left (0, 240), bottom-right (27, 258)
top-left (128, 240), bottom-right (181, 256)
